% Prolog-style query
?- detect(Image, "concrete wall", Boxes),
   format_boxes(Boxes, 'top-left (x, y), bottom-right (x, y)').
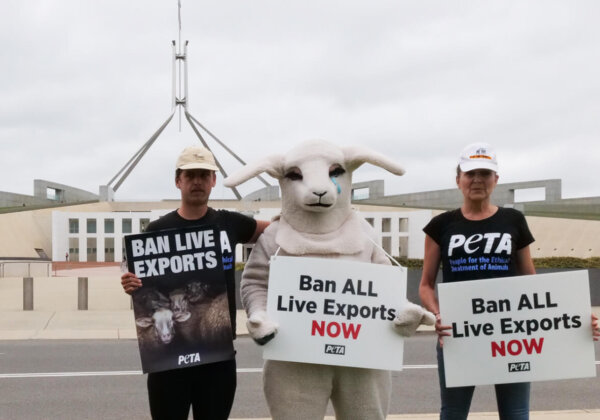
top-left (242, 186), bottom-right (280, 201)
top-left (52, 210), bottom-right (153, 262)
top-left (0, 276), bottom-right (130, 311)
top-left (0, 180), bottom-right (98, 208)
top-left (0, 202), bottom-right (114, 260)
top-left (1, 268), bottom-right (597, 312)
top-left (33, 180), bottom-right (98, 203)
top-left (524, 198), bottom-right (600, 220)
top-left (50, 205), bottom-right (430, 261)
top-left (358, 179), bottom-right (563, 210)
top-left (527, 216), bottom-right (600, 258)
top-left (0, 262), bottom-right (52, 277)
top-left (351, 180), bottom-right (385, 200)
top-left (358, 209), bottom-right (432, 259)
top-left (3, 198), bottom-right (600, 262)
top-left (0, 191), bottom-right (43, 207)
top-left (404, 268), bottom-right (600, 307)
top-left (0, 211), bottom-right (55, 259)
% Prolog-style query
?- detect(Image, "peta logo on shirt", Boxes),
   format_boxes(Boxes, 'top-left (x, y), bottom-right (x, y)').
top-left (448, 233), bottom-right (512, 256)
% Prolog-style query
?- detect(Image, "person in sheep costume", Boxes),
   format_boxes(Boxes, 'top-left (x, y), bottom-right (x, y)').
top-left (224, 139), bottom-right (435, 420)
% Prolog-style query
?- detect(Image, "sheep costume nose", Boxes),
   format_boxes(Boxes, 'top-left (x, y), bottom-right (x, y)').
top-left (223, 139), bottom-right (405, 188)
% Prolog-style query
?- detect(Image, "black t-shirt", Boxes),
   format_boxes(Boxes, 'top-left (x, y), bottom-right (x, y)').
top-left (423, 207), bottom-right (534, 283)
top-left (145, 208), bottom-right (257, 336)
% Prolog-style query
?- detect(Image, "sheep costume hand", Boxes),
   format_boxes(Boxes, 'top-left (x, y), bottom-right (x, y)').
top-left (224, 140), bottom-right (434, 420)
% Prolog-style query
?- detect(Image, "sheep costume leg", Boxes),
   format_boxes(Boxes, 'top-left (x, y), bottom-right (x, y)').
top-left (225, 140), bottom-right (435, 420)
top-left (264, 361), bottom-right (391, 420)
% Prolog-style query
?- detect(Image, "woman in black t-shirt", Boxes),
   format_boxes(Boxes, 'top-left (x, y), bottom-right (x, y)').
top-left (419, 143), bottom-right (536, 420)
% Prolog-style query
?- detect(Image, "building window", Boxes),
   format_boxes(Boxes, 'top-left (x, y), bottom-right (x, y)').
top-left (87, 219), bottom-right (97, 234)
top-left (87, 238), bottom-right (97, 262)
top-left (352, 188), bottom-right (369, 200)
top-left (398, 218), bottom-right (408, 232)
top-left (382, 237), bottom-right (392, 255)
top-left (365, 218), bottom-right (374, 227)
top-left (382, 218), bottom-right (391, 233)
top-left (398, 237), bottom-right (408, 258)
top-left (105, 238), bottom-right (115, 262)
top-left (68, 238), bottom-right (79, 262)
top-left (47, 187), bottom-right (64, 201)
top-left (122, 218), bottom-right (132, 234)
top-left (69, 219), bottom-right (79, 234)
top-left (243, 244), bottom-right (254, 262)
top-left (140, 218), bottom-right (150, 232)
top-left (104, 219), bottom-right (114, 234)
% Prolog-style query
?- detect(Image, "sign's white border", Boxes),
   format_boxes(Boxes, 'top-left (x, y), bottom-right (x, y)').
top-left (262, 256), bottom-right (407, 371)
top-left (438, 270), bottom-right (596, 387)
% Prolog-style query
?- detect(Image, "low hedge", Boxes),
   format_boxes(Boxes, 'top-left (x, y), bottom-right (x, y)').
top-left (236, 257), bottom-right (600, 271)
top-left (531, 257), bottom-right (600, 269)
top-left (389, 257), bottom-right (600, 269)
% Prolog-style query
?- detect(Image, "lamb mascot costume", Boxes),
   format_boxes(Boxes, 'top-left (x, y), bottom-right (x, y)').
top-left (224, 140), bottom-right (435, 420)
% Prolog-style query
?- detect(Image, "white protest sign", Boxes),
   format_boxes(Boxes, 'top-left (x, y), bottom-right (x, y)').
top-left (262, 256), bottom-right (407, 370)
top-left (438, 270), bottom-right (596, 387)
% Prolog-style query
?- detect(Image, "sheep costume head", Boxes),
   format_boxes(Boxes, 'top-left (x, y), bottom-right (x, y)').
top-left (225, 139), bottom-right (435, 340)
top-left (224, 139), bottom-right (404, 234)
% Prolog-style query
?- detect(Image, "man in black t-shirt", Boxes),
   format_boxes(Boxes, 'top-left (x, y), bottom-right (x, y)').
top-left (121, 145), bottom-right (268, 420)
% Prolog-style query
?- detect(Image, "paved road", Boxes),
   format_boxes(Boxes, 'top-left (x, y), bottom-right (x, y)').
top-left (0, 334), bottom-right (598, 419)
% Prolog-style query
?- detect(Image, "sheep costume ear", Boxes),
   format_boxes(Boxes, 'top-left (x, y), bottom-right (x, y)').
top-left (223, 141), bottom-right (405, 187)
top-left (342, 145), bottom-right (405, 176)
top-left (223, 154), bottom-right (286, 187)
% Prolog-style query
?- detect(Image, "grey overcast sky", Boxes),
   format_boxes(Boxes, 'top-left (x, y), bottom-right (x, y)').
top-left (1, 1), bottom-right (599, 201)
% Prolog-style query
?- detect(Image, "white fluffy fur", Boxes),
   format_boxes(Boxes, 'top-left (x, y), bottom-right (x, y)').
top-left (225, 140), bottom-right (405, 235)
top-left (246, 310), bottom-right (279, 340)
top-left (225, 139), bottom-right (434, 420)
top-left (225, 139), bottom-right (432, 336)
top-left (393, 301), bottom-right (436, 337)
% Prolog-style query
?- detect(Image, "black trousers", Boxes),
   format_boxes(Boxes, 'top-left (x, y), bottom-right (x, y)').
top-left (147, 359), bottom-right (237, 420)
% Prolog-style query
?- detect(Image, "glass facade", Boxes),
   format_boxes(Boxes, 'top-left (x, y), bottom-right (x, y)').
top-left (399, 218), bottom-right (408, 232)
top-left (87, 219), bottom-right (96, 234)
top-left (140, 218), bottom-right (150, 232)
top-left (104, 237), bottom-right (115, 262)
top-left (104, 219), bottom-right (114, 234)
top-left (87, 238), bottom-right (97, 262)
top-left (69, 219), bottom-right (79, 234)
top-left (122, 218), bottom-right (132, 234)
top-left (382, 218), bottom-right (391, 233)
top-left (68, 238), bottom-right (79, 262)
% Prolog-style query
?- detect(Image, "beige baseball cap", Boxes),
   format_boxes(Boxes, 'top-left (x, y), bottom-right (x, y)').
top-left (176, 146), bottom-right (219, 171)
top-left (458, 142), bottom-right (498, 173)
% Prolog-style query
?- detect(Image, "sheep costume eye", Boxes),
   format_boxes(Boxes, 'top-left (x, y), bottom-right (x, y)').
top-left (284, 168), bottom-right (303, 181)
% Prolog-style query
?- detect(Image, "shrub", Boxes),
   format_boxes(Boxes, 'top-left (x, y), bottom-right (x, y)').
top-left (236, 257), bottom-right (600, 271)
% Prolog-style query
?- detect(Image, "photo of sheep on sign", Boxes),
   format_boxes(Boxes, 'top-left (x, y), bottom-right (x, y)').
top-left (125, 225), bottom-right (234, 373)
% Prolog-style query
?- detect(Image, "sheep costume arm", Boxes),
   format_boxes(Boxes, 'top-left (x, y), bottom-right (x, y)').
top-left (368, 223), bottom-right (437, 336)
top-left (225, 140), bottom-right (434, 343)
top-left (239, 225), bottom-right (280, 344)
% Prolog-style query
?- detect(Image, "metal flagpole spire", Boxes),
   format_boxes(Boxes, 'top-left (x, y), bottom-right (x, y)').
top-left (100, 0), bottom-right (271, 201)
top-left (177, 0), bottom-right (183, 131)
